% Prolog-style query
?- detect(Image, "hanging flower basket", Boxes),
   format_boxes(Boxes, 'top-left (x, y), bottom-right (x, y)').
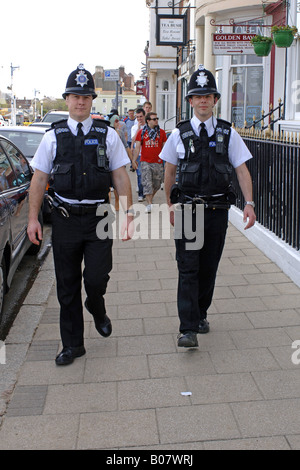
top-left (271, 25), bottom-right (298, 48)
top-left (250, 35), bottom-right (274, 57)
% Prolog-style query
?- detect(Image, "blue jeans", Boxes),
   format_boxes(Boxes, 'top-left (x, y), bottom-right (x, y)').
top-left (136, 155), bottom-right (144, 197)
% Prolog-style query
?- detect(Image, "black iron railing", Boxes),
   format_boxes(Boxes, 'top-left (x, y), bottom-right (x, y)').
top-left (232, 134), bottom-right (300, 251)
top-left (245, 99), bottom-right (284, 131)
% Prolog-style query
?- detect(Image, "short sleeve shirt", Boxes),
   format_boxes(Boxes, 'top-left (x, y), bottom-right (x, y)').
top-left (30, 116), bottom-right (130, 204)
top-left (135, 128), bottom-right (167, 163)
top-left (31, 116), bottom-right (130, 175)
top-left (159, 115), bottom-right (253, 168)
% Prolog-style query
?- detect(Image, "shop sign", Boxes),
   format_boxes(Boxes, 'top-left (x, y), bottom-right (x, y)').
top-left (213, 33), bottom-right (256, 55)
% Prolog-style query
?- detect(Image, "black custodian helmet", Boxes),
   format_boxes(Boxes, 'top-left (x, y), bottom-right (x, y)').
top-left (62, 64), bottom-right (97, 99)
top-left (186, 64), bottom-right (221, 101)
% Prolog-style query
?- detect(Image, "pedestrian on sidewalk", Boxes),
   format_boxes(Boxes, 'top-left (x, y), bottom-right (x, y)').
top-left (27, 64), bottom-right (134, 365)
top-left (109, 114), bottom-right (133, 211)
top-left (160, 65), bottom-right (256, 348)
top-left (132, 112), bottom-right (167, 213)
top-left (124, 109), bottom-right (136, 148)
top-left (131, 108), bottom-right (146, 201)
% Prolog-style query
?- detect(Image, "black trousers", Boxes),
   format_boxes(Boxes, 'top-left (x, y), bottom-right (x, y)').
top-left (175, 207), bottom-right (228, 333)
top-left (51, 209), bottom-right (113, 347)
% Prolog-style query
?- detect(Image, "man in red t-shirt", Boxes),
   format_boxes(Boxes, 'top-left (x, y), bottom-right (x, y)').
top-left (132, 112), bottom-right (167, 213)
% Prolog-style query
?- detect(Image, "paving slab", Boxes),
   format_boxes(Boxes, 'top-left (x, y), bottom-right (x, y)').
top-left (0, 170), bottom-right (300, 450)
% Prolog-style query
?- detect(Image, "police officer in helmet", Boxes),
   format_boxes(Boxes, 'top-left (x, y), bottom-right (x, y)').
top-left (160, 65), bottom-right (256, 348)
top-left (28, 64), bottom-right (134, 365)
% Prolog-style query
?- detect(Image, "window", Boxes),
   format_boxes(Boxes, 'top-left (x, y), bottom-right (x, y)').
top-left (231, 64), bottom-right (263, 127)
top-left (1, 141), bottom-right (31, 185)
top-left (0, 146), bottom-right (13, 191)
top-left (230, 22), bottom-right (264, 127)
top-left (158, 92), bottom-right (175, 121)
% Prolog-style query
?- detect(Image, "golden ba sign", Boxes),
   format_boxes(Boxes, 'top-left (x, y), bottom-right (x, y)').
top-left (213, 33), bottom-right (256, 55)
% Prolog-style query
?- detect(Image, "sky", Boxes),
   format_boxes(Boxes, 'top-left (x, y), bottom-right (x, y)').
top-left (1, 0), bottom-right (150, 100)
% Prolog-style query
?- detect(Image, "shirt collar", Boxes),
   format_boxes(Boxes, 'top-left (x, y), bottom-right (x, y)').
top-left (191, 115), bottom-right (217, 137)
top-left (68, 116), bottom-right (93, 135)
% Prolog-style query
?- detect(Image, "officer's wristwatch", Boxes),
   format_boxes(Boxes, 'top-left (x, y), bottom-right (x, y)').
top-left (245, 201), bottom-right (255, 208)
top-left (125, 208), bottom-right (135, 216)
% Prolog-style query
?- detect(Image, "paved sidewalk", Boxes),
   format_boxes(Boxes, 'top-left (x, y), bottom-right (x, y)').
top-left (1, 170), bottom-right (300, 450)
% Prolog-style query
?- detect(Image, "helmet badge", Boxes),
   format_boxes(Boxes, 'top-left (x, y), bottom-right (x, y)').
top-left (75, 64), bottom-right (89, 88)
top-left (196, 72), bottom-right (209, 88)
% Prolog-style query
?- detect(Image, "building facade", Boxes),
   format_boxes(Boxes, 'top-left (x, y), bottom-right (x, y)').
top-left (145, 1), bottom-right (300, 132)
top-left (145, 0), bottom-right (179, 131)
top-left (92, 65), bottom-right (146, 117)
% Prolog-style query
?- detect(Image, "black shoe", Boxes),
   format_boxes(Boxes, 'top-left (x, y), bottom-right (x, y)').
top-left (55, 346), bottom-right (86, 366)
top-left (177, 331), bottom-right (198, 348)
top-left (199, 319), bottom-right (210, 334)
top-left (84, 299), bottom-right (112, 338)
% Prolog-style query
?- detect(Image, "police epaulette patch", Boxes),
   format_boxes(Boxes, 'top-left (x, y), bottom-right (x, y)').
top-left (55, 127), bottom-right (70, 134)
top-left (181, 130), bottom-right (194, 139)
top-left (94, 127), bottom-right (107, 134)
top-left (176, 119), bottom-right (190, 128)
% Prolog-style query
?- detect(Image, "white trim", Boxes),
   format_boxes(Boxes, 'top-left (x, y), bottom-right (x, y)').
top-left (229, 206), bottom-right (300, 288)
top-left (278, 119), bottom-right (300, 132)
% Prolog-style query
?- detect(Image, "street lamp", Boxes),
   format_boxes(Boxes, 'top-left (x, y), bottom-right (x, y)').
top-left (34, 89), bottom-right (40, 121)
top-left (9, 63), bottom-right (19, 126)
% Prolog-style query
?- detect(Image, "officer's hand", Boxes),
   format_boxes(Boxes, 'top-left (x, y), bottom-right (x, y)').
top-left (243, 206), bottom-right (256, 230)
top-left (121, 214), bottom-right (134, 241)
top-left (27, 220), bottom-right (42, 245)
top-left (131, 161), bottom-right (138, 171)
top-left (168, 205), bottom-right (175, 226)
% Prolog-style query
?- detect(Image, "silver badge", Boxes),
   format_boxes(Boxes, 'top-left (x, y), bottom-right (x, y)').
top-left (195, 64), bottom-right (208, 88)
top-left (196, 72), bottom-right (209, 88)
top-left (75, 66), bottom-right (89, 87)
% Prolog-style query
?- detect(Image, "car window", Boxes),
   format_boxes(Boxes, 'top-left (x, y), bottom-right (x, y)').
top-left (1, 140), bottom-right (31, 185)
top-left (43, 113), bottom-right (68, 123)
top-left (0, 146), bottom-right (15, 191)
top-left (0, 130), bottom-right (44, 158)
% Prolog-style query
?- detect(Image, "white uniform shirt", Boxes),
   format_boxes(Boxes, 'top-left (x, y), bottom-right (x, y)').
top-left (31, 116), bottom-right (130, 204)
top-left (159, 115), bottom-right (253, 168)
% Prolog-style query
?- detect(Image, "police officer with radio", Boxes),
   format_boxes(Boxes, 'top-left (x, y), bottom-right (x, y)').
top-left (27, 64), bottom-right (134, 365)
top-left (160, 65), bottom-right (256, 348)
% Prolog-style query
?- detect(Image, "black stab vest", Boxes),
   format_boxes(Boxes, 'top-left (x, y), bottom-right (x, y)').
top-left (177, 118), bottom-right (233, 197)
top-left (50, 119), bottom-right (111, 201)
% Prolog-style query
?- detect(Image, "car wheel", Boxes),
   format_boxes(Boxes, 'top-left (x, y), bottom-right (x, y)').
top-left (0, 257), bottom-right (7, 321)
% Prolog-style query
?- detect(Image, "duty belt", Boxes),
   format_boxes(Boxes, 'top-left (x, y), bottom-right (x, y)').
top-left (182, 194), bottom-right (231, 210)
top-left (46, 194), bottom-right (100, 218)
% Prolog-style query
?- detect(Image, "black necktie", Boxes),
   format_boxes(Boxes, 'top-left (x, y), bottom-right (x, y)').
top-left (200, 122), bottom-right (208, 147)
top-left (77, 122), bottom-right (84, 136)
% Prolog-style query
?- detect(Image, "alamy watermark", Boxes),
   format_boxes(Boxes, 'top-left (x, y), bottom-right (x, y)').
top-left (291, 340), bottom-right (300, 365)
top-left (0, 340), bottom-right (6, 365)
top-left (96, 201), bottom-right (204, 250)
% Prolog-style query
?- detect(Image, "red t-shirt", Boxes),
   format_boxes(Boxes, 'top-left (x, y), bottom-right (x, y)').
top-left (135, 128), bottom-right (167, 163)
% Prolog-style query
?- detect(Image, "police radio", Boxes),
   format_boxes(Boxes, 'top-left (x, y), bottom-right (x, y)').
top-left (215, 131), bottom-right (224, 154)
top-left (97, 144), bottom-right (109, 170)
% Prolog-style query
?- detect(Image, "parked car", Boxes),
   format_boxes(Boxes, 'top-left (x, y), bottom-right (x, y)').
top-left (42, 110), bottom-right (69, 123)
top-left (0, 126), bottom-right (45, 164)
top-left (0, 135), bottom-right (43, 318)
top-left (0, 126), bottom-right (51, 221)
top-left (29, 110), bottom-right (69, 129)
